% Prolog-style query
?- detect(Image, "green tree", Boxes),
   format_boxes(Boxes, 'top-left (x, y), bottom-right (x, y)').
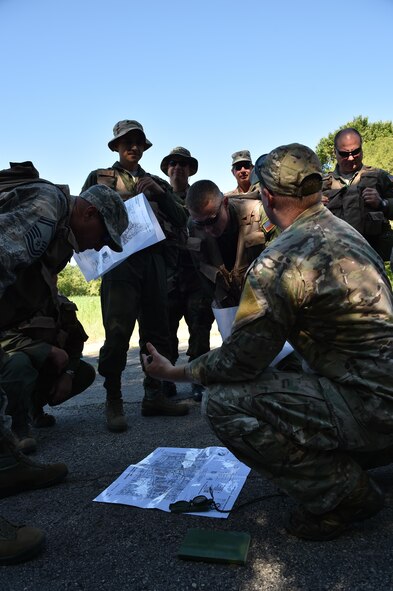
top-left (58, 264), bottom-right (101, 296)
top-left (315, 115), bottom-right (393, 172)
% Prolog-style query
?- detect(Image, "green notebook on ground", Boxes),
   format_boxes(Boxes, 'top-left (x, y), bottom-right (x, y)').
top-left (178, 528), bottom-right (251, 565)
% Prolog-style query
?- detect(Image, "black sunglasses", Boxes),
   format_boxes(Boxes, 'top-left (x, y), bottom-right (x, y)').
top-left (234, 162), bottom-right (252, 171)
top-left (191, 201), bottom-right (223, 227)
top-left (169, 487), bottom-right (229, 514)
top-left (168, 160), bottom-right (188, 167)
top-left (336, 146), bottom-right (362, 158)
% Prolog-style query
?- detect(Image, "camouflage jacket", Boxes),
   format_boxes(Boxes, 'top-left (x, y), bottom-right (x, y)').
top-left (189, 203), bottom-right (393, 421)
top-left (0, 181), bottom-right (78, 329)
top-left (82, 162), bottom-right (188, 243)
top-left (188, 198), bottom-right (278, 307)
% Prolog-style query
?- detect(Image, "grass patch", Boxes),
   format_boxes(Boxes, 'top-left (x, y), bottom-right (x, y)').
top-left (72, 296), bottom-right (104, 343)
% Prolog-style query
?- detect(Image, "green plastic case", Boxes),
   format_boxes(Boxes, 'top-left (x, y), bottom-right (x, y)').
top-left (178, 528), bottom-right (251, 565)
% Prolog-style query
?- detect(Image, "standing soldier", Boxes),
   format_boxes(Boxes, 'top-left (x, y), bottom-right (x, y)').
top-left (160, 147), bottom-right (214, 400)
top-left (225, 150), bottom-right (260, 198)
top-left (187, 180), bottom-right (278, 310)
top-left (322, 127), bottom-right (393, 260)
top-left (82, 121), bottom-right (189, 432)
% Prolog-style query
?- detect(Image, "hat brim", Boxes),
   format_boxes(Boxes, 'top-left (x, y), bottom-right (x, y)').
top-left (103, 220), bottom-right (123, 252)
top-left (108, 130), bottom-right (152, 153)
top-left (249, 168), bottom-right (260, 185)
top-left (160, 155), bottom-right (198, 177)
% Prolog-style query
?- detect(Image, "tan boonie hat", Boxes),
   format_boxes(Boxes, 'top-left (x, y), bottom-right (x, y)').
top-left (231, 150), bottom-right (253, 167)
top-left (250, 143), bottom-right (322, 197)
top-left (79, 185), bottom-right (129, 252)
top-left (160, 147), bottom-right (198, 176)
top-left (108, 120), bottom-right (152, 152)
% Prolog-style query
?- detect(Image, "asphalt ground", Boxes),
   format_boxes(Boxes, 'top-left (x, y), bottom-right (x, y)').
top-left (2, 320), bottom-right (393, 591)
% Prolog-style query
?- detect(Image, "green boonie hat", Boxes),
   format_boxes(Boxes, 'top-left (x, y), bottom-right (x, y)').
top-left (160, 147), bottom-right (198, 176)
top-left (251, 143), bottom-right (322, 197)
top-left (231, 150), bottom-right (253, 166)
top-left (108, 120), bottom-right (152, 152)
top-left (79, 185), bottom-right (129, 252)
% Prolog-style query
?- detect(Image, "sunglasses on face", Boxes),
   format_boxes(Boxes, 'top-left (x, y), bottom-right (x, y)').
top-left (336, 146), bottom-right (362, 159)
top-left (234, 162), bottom-right (252, 171)
top-left (168, 160), bottom-right (188, 167)
top-left (191, 201), bottom-right (224, 227)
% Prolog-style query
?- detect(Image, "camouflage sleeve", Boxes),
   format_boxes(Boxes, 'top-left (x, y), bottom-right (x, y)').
top-left (157, 188), bottom-right (188, 227)
top-left (188, 251), bottom-right (299, 385)
top-left (80, 170), bottom-right (98, 193)
top-left (0, 183), bottom-right (68, 297)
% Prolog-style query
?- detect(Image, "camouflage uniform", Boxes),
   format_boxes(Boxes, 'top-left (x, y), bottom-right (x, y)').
top-left (81, 162), bottom-right (188, 396)
top-left (188, 198), bottom-right (278, 308)
top-left (322, 164), bottom-right (393, 260)
top-left (0, 349), bottom-right (11, 436)
top-left (188, 203), bottom-right (393, 514)
top-left (225, 150), bottom-right (260, 198)
top-left (0, 166), bottom-right (126, 434)
top-left (166, 187), bottom-right (214, 364)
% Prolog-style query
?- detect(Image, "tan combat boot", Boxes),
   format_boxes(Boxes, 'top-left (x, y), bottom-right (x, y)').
top-left (141, 392), bottom-right (189, 417)
top-left (0, 434), bottom-right (68, 499)
top-left (0, 517), bottom-right (45, 565)
top-left (105, 399), bottom-right (128, 432)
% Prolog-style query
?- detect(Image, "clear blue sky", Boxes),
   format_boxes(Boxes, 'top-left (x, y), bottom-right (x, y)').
top-left (1, 0), bottom-right (392, 194)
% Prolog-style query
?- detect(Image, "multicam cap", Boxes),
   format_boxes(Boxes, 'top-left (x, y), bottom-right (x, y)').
top-left (79, 185), bottom-right (129, 252)
top-left (250, 143), bottom-right (322, 197)
top-left (231, 150), bottom-right (253, 167)
top-left (108, 120), bottom-right (152, 152)
top-left (160, 146), bottom-right (198, 176)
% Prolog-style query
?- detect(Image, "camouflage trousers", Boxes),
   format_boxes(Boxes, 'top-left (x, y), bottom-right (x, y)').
top-left (0, 348), bottom-right (11, 435)
top-left (167, 286), bottom-right (214, 364)
top-left (204, 369), bottom-right (393, 514)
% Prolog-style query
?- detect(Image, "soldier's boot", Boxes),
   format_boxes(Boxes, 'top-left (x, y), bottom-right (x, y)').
top-left (162, 381), bottom-right (177, 398)
top-left (0, 517), bottom-right (45, 565)
top-left (0, 434), bottom-right (68, 499)
top-left (191, 384), bottom-right (205, 403)
top-left (286, 472), bottom-right (384, 541)
top-left (141, 392), bottom-right (189, 417)
top-left (104, 376), bottom-right (128, 433)
top-left (31, 407), bottom-right (56, 429)
top-left (12, 412), bottom-right (37, 455)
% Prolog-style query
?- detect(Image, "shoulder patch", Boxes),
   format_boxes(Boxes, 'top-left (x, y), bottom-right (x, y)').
top-left (24, 216), bottom-right (56, 258)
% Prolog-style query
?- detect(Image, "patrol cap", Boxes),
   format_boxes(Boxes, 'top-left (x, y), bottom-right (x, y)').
top-left (79, 185), bottom-right (129, 252)
top-left (250, 143), bottom-right (322, 197)
top-left (231, 150), bottom-right (253, 167)
top-left (160, 147), bottom-right (198, 176)
top-left (108, 120), bottom-right (152, 152)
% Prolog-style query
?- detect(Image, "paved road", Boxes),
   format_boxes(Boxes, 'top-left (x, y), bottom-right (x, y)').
top-left (2, 322), bottom-right (393, 590)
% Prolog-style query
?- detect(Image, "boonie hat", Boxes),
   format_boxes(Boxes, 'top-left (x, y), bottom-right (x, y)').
top-left (160, 147), bottom-right (198, 176)
top-left (108, 120), bottom-right (152, 152)
top-left (250, 143), bottom-right (322, 197)
top-left (231, 150), bottom-right (253, 167)
top-left (79, 185), bottom-right (129, 252)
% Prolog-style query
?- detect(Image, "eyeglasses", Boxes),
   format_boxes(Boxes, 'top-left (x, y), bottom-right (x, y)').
top-left (336, 146), bottom-right (362, 158)
top-left (234, 162), bottom-right (252, 171)
top-left (168, 160), bottom-right (188, 167)
top-left (169, 495), bottom-right (217, 514)
top-left (169, 487), bottom-right (228, 514)
top-left (191, 201), bottom-right (224, 227)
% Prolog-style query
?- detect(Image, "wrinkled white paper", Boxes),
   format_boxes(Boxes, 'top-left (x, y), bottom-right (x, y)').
top-left (212, 306), bottom-right (294, 366)
top-left (93, 447), bottom-right (250, 519)
top-left (74, 193), bottom-right (165, 281)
